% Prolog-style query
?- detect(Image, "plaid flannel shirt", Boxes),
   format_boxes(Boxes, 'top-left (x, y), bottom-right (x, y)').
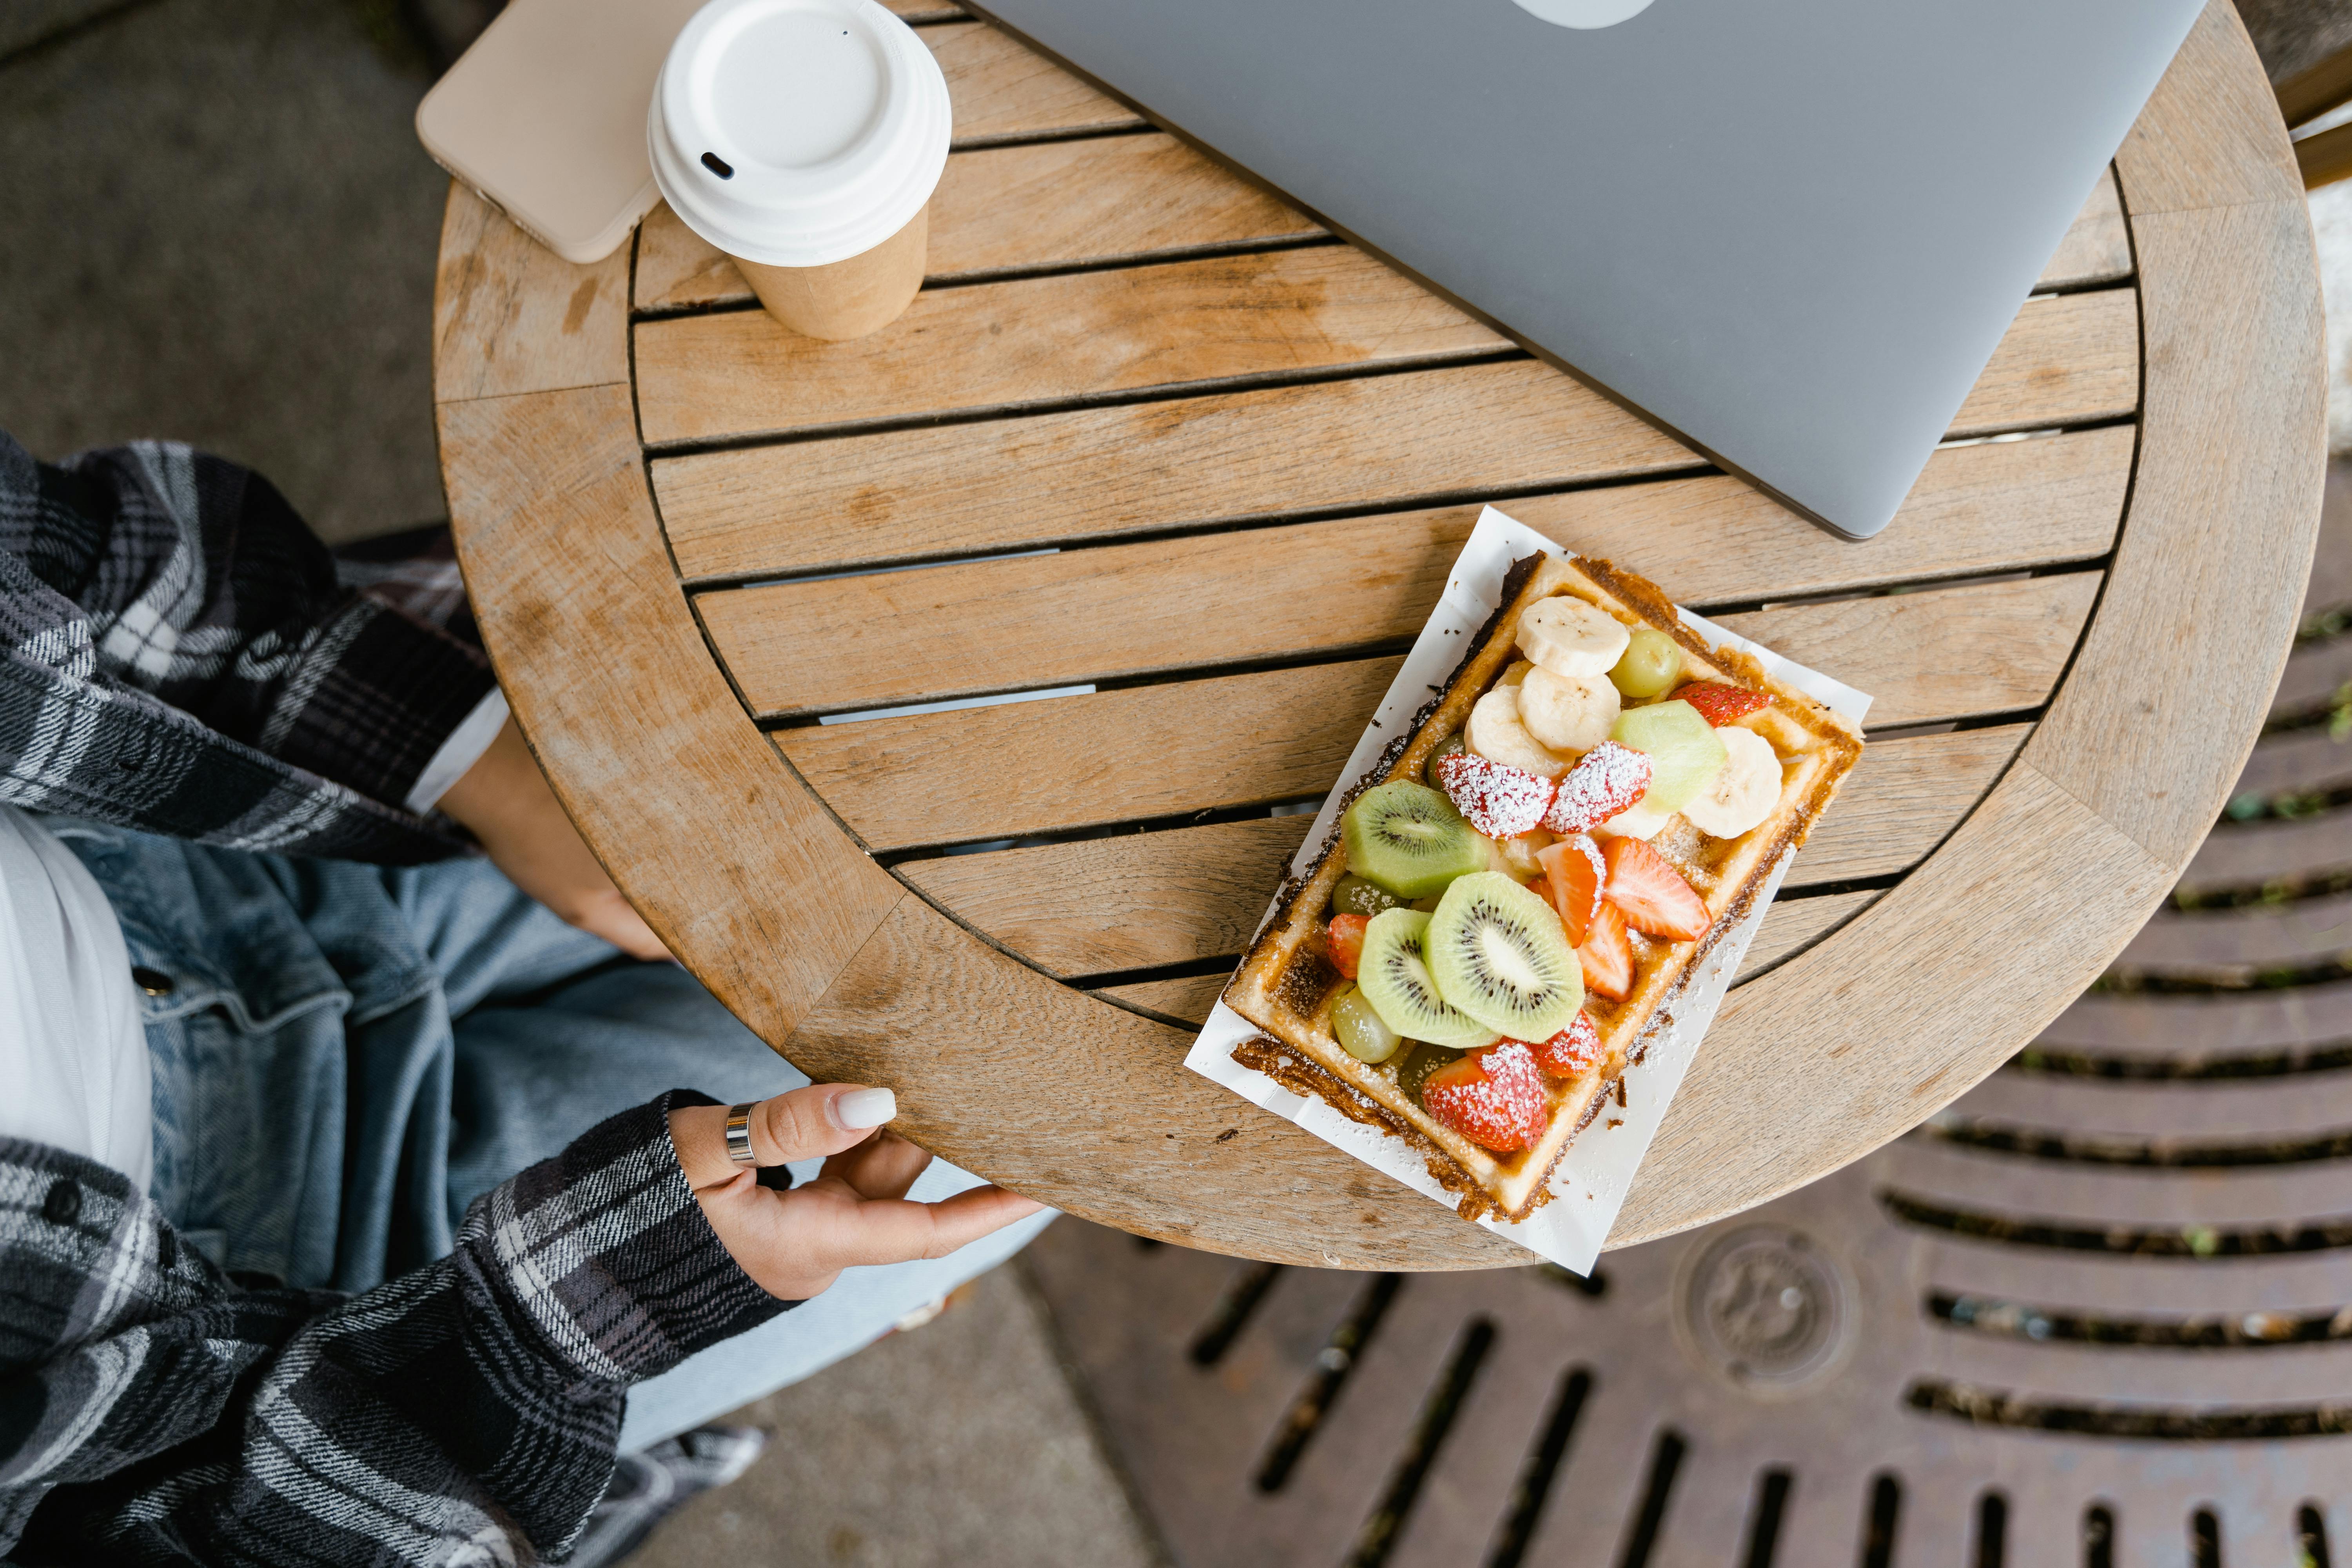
top-left (0, 429), bottom-right (496, 862)
top-left (0, 1093), bottom-right (785, 1565)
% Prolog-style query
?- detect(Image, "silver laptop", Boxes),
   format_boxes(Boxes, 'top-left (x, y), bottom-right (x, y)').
top-left (959, 0), bottom-right (2204, 540)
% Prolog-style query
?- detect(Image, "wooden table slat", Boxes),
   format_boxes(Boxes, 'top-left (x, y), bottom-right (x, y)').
top-left (633, 133), bottom-right (1316, 312)
top-left (701, 430), bottom-right (2127, 719)
top-left (897, 725), bottom-right (2027, 977)
top-left (635, 245), bottom-right (1501, 445)
top-left (635, 254), bottom-right (2132, 453)
top-left (654, 303), bottom-right (2136, 584)
top-left (924, 19), bottom-right (1138, 144)
top-left (784, 570), bottom-right (2057, 852)
top-left (635, 158), bottom-right (2127, 320)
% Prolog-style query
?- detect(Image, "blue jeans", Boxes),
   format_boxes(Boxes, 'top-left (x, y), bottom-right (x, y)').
top-left (51, 822), bottom-right (1053, 1447)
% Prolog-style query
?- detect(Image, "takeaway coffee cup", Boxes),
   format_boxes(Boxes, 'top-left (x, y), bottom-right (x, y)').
top-left (650, 0), bottom-right (951, 340)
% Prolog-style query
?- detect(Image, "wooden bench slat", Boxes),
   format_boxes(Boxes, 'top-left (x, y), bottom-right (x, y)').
top-left (702, 428), bottom-right (2126, 719)
top-left (637, 260), bottom-right (2131, 450)
top-left (636, 246), bottom-right (1497, 445)
top-left (656, 290), bottom-right (2137, 585)
top-left (898, 727), bottom-right (2020, 975)
top-left (783, 575), bottom-right (2056, 852)
top-left (633, 134), bottom-right (1316, 312)
top-left (1086, 886), bottom-right (1885, 1027)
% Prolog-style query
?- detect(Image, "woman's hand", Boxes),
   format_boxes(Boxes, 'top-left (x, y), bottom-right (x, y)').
top-left (434, 715), bottom-right (670, 961)
top-left (668, 1087), bottom-right (1046, 1301)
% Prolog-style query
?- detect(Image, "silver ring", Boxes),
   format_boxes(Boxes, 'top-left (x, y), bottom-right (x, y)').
top-left (724, 1102), bottom-right (758, 1167)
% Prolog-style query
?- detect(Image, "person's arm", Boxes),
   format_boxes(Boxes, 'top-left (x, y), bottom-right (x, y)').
top-left (0, 430), bottom-right (666, 953)
top-left (1, 1087), bottom-right (1036, 1564)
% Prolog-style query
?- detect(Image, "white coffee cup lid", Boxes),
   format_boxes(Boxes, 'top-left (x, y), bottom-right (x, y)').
top-left (649, 0), bottom-right (950, 269)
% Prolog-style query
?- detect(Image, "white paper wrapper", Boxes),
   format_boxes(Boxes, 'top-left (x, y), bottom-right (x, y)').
top-left (1183, 506), bottom-right (1873, 1273)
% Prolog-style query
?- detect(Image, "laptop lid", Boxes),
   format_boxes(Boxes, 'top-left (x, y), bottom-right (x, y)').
top-left (960, 0), bottom-right (2203, 539)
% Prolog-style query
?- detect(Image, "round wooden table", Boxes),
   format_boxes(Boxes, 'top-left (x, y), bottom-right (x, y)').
top-left (431, 0), bottom-right (2322, 1269)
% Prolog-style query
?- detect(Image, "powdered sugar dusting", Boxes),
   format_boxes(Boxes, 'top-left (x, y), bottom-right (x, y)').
top-left (1425, 1040), bottom-right (1550, 1151)
top-left (1543, 741), bottom-right (1652, 834)
top-left (1436, 751), bottom-right (1555, 838)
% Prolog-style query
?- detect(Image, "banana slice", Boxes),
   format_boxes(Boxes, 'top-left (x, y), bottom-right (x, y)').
top-left (1465, 688), bottom-right (1573, 779)
top-left (1516, 596), bottom-right (1630, 679)
top-left (1518, 666), bottom-right (1621, 754)
top-left (1497, 659), bottom-right (1535, 687)
top-left (1593, 797), bottom-right (1675, 841)
top-left (1681, 726), bottom-right (1784, 839)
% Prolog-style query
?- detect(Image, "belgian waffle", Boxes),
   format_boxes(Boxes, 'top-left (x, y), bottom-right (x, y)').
top-left (1220, 550), bottom-right (1864, 1223)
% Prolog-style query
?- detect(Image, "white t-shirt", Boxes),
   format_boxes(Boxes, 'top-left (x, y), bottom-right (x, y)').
top-left (0, 805), bottom-right (152, 1188)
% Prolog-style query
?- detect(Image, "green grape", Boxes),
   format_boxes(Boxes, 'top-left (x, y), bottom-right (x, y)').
top-left (1330, 874), bottom-right (1405, 919)
top-left (1422, 732), bottom-right (1466, 786)
top-left (1609, 627), bottom-right (1684, 699)
top-left (1331, 985), bottom-right (1405, 1063)
top-left (1395, 1041), bottom-right (1466, 1105)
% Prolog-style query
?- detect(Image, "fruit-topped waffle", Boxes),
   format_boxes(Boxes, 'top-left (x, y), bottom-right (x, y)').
top-left (1219, 547), bottom-right (1864, 1223)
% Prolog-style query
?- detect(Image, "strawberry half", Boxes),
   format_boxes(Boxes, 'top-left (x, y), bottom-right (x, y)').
top-left (1678, 681), bottom-right (1770, 727)
top-left (1578, 902), bottom-right (1635, 1002)
top-left (1421, 1041), bottom-right (1549, 1152)
top-left (1326, 914), bottom-right (1369, 979)
top-left (1535, 833), bottom-right (1606, 946)
top-left (1543, 741), bottom-right (1652, 835)
top-left (1435, 751), bottom-right (1555, 838)
top-left (1528, 1011), bottom-right (1604, 1080)
top-left (1601, 837), bottom-right (1711, 942)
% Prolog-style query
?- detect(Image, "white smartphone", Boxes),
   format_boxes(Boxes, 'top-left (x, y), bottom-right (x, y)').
top-left (415, 0), bottom-right (711, 263)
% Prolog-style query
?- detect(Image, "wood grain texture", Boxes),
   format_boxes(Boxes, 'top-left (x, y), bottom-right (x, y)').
top-left (1712, 573), bottom-right (2100, 731)
top-left (656, 359), bottom-right (1694, 581)
top-left (926, 19), bottom-right (1138, 143)
top-left (699, 427), bottom-right (2129, 718)
top-left (1944, 287), bottom-right (2138, 439)
top-left (632, 134), bottom-right (1316, 312)
top-left (1613, 762), bottom-right (2173, 1247)
top-left (783, 658), bottom-right (1403, 852)
top-left (635, 154), bottom-right (2125, 319)
top-left (792, 615), bottom-right (2031, 853)
top-left (1733, 889), bottom-right (1882, 982)
top-left (436, 384), bottom-right (906, 1040)
top-left (639, 258), bottom-right (2130, 452)
top-left (1089, 973), bottom-right (1230, 1027)
top-left (2040, 168), bottom-right (2132, 292)
top-left (653, 294), bottom-right (2133, 582)
top-left (2024, 201), bottom-right (2324, 867)
top-left (894, 727), bottom-right (2022, 976)
top-left (2116, 1), bottom-right (2305, 215)
top-left (715, 537), bottom-right (2091, 740)
top-left (783, 893), bottom-right (1523, 1266)
top-left (434, 185), bottom-right (629, 402)
top-left (635, 245), bottom-right (1499, 445)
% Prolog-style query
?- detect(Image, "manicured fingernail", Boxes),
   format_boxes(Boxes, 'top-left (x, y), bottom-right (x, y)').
top-left (831, 1088), bottom-right (897, 1129)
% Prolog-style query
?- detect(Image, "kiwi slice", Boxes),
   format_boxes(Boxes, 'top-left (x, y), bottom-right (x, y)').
top-left (1343, 780), bottom-right (1488, 899)
top-left (1425, 871), bottom-right (1585, 1040)
top-left (1357, 909), bottom-right (1501, 1049)
top-left (1610, 699), bottom-right (1728, 815)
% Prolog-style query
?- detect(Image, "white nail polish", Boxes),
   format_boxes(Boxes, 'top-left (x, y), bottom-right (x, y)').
top-left (832, 1087), bottom-right (897, 1129)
